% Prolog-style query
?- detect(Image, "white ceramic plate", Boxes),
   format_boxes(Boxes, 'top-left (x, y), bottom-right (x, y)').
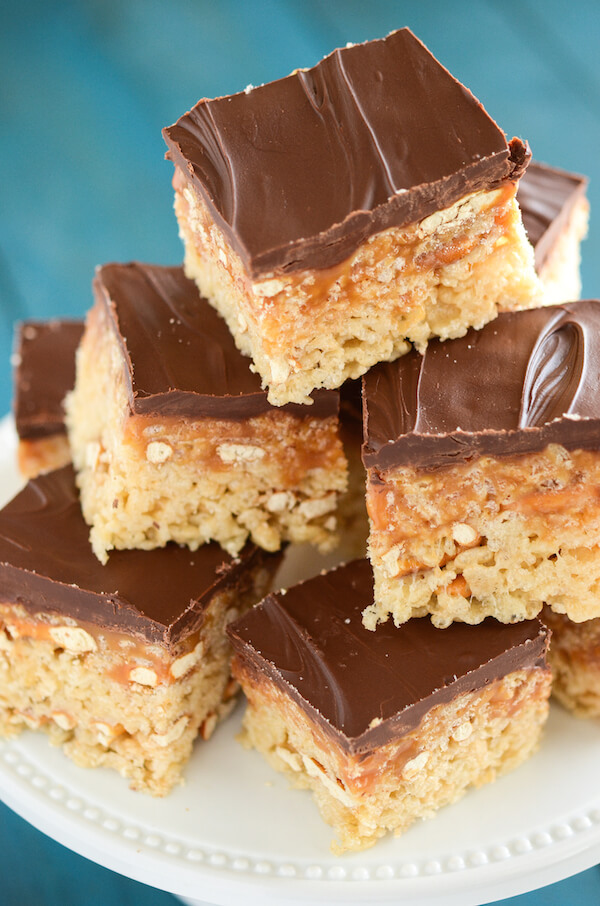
top-left (0, 415), bottom-right (599, 906)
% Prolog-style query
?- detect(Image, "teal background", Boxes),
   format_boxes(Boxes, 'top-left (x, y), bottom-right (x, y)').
top-left (1, 1), bottom-right (600, 903)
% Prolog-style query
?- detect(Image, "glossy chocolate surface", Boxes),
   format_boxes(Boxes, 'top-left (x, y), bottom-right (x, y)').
top-left (96, 262), bottom-right (337, 418)
top-left (14, 320), bottom-right (83, 439)
top-left (229, 559), bottom-right (548, 756)
top-left (518, 161), bottom-right (587, 272)
top-left (164, 28), bottom-right (527, 278)
top-left (363, 300), bottom-right (600, 471)
top-left (0, 466), bottom-right (266, 647)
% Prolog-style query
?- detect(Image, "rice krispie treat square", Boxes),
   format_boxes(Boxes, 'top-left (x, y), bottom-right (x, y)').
top-left (163, 28), bottom-right (541, 406)
top-left (362, 300), bottom-right (600, 628)
top-left (228, 559), bottom-right (550, 852)
top-left (542, 607), bottom-right (600, 718)
top-left (518, 160), bottom-right (588, 305)
top-left (0, 466), bottom-right (280, 795)
top-left (66, 262), bottom-right (346, 563)
top-left (13, 319), bottom-right (83, 478)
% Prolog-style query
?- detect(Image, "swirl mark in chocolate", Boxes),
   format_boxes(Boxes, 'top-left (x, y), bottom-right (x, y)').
top-left (520, 314), bottom-right (586, 428)
top-left (362, 301), bottom-right (600, 471)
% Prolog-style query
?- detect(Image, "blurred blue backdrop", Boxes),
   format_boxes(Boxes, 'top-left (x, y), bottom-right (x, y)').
top-left (1, 1), bottom-right (600, 903)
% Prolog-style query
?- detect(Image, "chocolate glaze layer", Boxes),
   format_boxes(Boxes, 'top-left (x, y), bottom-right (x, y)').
top-left (363, 300), bottom-right (600, 471)
top-left (96, 262), bottom-right (337, 419)
top-left (228, 559), bottom-right (548, 756)
top-left (0, 465), bottom-right (269, 647)
top-left (163, 28), bottom-right (527, 279)
top-left (14, 320), bottom-right (84, 440)
top-left (517, 161), bottom-right (588, 272)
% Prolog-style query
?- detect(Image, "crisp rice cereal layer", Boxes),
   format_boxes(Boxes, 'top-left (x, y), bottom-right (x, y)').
top-left (366, 444), bottom-right (600, 628)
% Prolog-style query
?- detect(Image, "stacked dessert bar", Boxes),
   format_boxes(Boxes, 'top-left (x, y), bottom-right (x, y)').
top-left (3, 26), bottom-right (596, 850)
top-left (0, 467), bottom-right (279, 795)
top-left (163, 30), bottom-right (541, 408)
top-left (65, 262), bottom-right (347, 562)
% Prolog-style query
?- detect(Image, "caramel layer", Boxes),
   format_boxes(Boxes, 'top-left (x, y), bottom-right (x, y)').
top-left (122, 409), bottom-right (345, 486)
top-left (18, 434), bottom-right (71, 479)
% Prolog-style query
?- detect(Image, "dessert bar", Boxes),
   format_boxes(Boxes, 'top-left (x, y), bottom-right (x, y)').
top-left (542, 607), bottom-right (600, 718)
top-left (518, 161), bottom-right (588, 305)
top-left (13, 319), bottom-right (83, 478)
top-left (163, 28), bottom-right (541, 406)
top-left (362, 300), bottom-right (600, 628)
top-left (336, 378), bottom-right (369, 559)
top-left (228, 559), bottom-right (551, 852)
top-left (66, 262), bottom-right (346, 563)
top-left (0, 466), bottom-right (280, 795)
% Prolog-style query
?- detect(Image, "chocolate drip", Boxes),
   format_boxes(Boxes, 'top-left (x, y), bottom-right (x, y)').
top-left (228, 560), bottom-right (548, 756)
top-left (96, 263), bottom-right (337, 420)
top-left (0, 466), bottom-right (267, 647)
top-left (362, 301), bottom-right (600, 471)
top-left (164, 29), bottom-right (525, 278)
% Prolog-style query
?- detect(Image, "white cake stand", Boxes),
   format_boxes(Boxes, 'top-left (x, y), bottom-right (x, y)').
top-left (0, 416), bottom-right (599, 906)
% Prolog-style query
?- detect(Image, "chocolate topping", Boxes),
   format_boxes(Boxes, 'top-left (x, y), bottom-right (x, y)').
top-left (163, 29), bottom-right (526, 278)
top-left (14, 320), bottom-right (84, 440)
top-left (517, 161), bottom-right (588, 272)
top-left (228, 559), bottom-right (548, 756)
top-left (362, 300), bottom-right (600, 471)
top-left (96, 262), bottom-right (337, 419)
top-left (0, 465), bottom-right (267, 647)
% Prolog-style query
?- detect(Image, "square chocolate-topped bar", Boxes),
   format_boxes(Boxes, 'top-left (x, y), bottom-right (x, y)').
top-left (13, 319), bottom-right (83, 478)
top-left (542, 607), bottom-right (600, 718)
top-left (518, 161), bottom-right (588, 305)
top-left (66, 262), bottom-right (347, 563)
top-left (362, 299), bottom-right (600, 629)
top-left (229, 559), bottom-right (550, 852)
top-left (163, 28), bottom-right (541, 406)
top-left (0, 466), bottom-right (280, 795)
